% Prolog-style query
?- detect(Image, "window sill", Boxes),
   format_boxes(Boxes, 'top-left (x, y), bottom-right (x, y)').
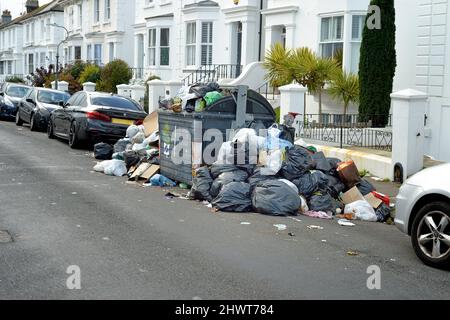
top-left (160, 1), bottom-right (172, 7)
top-left (144, 4), bottom-right (155, 9)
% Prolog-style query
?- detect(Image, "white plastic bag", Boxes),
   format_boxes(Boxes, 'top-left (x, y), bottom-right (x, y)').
top-left (103, 160), bottom-right (127, 177)
top-left (299, 195), bottom-right (309, 213)
top-left (344, 200), bottom-right (377, 222)
top-left (262, 149), bottom-right (283, 175)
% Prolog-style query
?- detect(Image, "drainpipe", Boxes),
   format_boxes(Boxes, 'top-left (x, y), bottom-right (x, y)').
top-left (258, 0), bottom-right (263, 61)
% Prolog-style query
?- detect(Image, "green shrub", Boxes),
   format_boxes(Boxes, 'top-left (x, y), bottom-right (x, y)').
top-left (96, 59), bottom-right (132, 93)
top-left (79, 64), bottom-right (101, 85)
top-left (67, 61), bottom-right (87, 80)
top-left (274, 107), bottom-right (281, 124)
top-left (5, 76), bottom-right (25, 83)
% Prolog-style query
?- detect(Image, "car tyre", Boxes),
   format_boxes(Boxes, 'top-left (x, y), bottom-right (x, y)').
top-left (30, 113), bottom-right (37, 131)
top-left (411, 201), bottom-right (450, 270)
top-left (47, 119), bottom-right (55, 139)
top-left (68, 121), bottom-right (81, 149)
top-left (15, 109), bottom-right (23, 126)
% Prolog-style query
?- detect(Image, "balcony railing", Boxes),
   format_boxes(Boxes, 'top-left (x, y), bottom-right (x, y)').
top-left (182, 64), bottom-right (243, 86)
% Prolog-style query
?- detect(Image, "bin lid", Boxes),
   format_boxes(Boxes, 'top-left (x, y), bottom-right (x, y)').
top-left (205, 90), bottom-right (276, 118)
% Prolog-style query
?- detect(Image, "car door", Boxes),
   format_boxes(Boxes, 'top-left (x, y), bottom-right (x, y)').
top-left (54, 92), bottom-right (79, 137)
top-left (21, 89), bottom-right (36, 123)
top-left (60, 92), bottom-right (83, 137)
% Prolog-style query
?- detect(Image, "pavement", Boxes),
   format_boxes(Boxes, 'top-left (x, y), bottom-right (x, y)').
top-left (0, 120), bottom-right (449, 300)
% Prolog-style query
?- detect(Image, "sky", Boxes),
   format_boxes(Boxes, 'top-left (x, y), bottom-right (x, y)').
top-left (1, 0), bottom-right (52, 20)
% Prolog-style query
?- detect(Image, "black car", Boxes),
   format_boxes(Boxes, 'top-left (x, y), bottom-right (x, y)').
top-left (47, 91), bottom-right (147, 148)
top-left (16, 88), bottom-right (70, 131)
top-left (0, 82), bottom-right (31, 120)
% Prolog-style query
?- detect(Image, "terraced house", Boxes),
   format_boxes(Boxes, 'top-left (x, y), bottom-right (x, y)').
top-left (60, 0), bottom-right (135, 67)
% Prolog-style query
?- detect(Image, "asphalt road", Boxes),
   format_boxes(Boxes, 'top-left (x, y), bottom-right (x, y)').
top-left (0, 120), bottom-right (449, 300)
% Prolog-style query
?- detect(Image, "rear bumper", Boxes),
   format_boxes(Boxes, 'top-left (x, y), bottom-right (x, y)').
top-left (85, 119), bottom-right (128, 143)
top-left (0, 104), bottom-right (17, 119)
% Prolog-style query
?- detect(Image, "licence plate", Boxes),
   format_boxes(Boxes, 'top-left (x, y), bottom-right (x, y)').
top-left (111, 118), bottom-right (134, 126)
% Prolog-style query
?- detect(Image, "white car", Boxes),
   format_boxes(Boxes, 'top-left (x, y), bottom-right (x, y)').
top-left (395, 163), bottom-right (450, 269)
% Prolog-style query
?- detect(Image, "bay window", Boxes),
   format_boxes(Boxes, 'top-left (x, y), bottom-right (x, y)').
top-left (201, 22), bottom-right (213, 66)
top-left (186, 22), bottom-right (196, 66)
top-left (160, 28), bottom-right (170, 66)
top-left (350, 15), bottom-right (366, 73)
top-left (320, 16), bottom-right (344, 59)
top-left (148, 28), bottom-right (156, 66)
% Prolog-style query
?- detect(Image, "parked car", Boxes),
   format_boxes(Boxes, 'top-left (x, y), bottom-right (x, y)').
top-left (47, 91), bottom-right (147, 148)
top-left (16, 87), bottom-right (70, 131)
top-left (395, 163), bottom-right (450, 269)
top-left (0, 82), bottom-right (31, 120)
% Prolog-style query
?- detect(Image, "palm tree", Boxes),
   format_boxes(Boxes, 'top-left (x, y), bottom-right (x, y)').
top-left (307, 57), bottom-right (340, 122)
top-left (328, 70), bottom-right (360, 119)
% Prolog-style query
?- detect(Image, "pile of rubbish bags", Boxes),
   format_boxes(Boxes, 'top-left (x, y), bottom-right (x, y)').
top-left (159, 82), bottom-right (227, 113)
top-left (188, 124), bottom-right (393, 223)
top-left (93, 120), bottom-right (160, 179)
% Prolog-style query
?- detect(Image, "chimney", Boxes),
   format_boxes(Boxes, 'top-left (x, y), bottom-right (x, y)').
top-left (26, 0), bottom-right (40, 13)
top-left (1, 10), bottom-right (12, 23)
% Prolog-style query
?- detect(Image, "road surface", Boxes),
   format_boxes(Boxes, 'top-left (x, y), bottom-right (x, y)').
top-left (0, 120), bottom-right (448, 299)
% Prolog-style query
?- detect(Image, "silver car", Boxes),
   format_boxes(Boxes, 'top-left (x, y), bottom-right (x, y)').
top-left (396, 163), bottom-right (450, 269)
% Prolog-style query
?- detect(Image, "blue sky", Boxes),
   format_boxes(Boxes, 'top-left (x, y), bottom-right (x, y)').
top-left (1, 0), bottom-right (52, 20)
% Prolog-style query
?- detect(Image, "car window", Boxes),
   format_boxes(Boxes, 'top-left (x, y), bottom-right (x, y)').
top-left (37, 91), bottom-right (70, 105)
top-left (91, 96), bottom-right (142, 111)
top-left (78, 93), bottom-right (88, 108)
top-left (6, 85), bottom-right (30, 98)
top-left (65, 92), bottom-right (80, 106)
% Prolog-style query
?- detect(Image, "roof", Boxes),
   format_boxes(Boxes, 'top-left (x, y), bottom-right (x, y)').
top-left (0, 0), bottom-right (63, 30)
top-left (145, 13), bottom-right (174, 20)
top-left (184, 0), bottom-right (219, 9)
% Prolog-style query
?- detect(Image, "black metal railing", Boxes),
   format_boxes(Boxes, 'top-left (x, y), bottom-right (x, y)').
top-left (183, 64), bottom-right (243, 86)
top-left (256, 81), bottom-right (279, 101)
top-left (294, 113), bottom-right (393, 151)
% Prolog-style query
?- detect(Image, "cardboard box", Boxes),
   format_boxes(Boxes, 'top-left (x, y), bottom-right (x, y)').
top-left (364, 193), bottom-right (383, 209)
top-left (341, 186), bottom-right (365, 205)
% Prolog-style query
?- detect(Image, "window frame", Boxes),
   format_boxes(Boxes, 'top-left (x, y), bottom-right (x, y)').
top-left (319, 15), bottom-right (344, 59)
top-left (201, 21), bottom-right (213, 66)
top-left (185, 22), bottom-right (196, 67)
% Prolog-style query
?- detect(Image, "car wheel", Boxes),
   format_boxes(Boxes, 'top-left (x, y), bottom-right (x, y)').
top-left (68, 121), bottom-right (81, 149)
top-left (411, 201), bottom-right (450, 270)
top-left (30, 113), bottom-right (37, 131)
top-left (47, 119), bottom-right (55, 139)
top-left (15, 110), bottom-right (23, 126)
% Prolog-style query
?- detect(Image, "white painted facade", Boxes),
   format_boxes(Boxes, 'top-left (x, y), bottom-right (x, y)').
top-left (21, 1), bottom-right (65, 75)
top-left (60, 0), bottom-right (135, 67)
top-left (0, 17), bottom-right (24, 81)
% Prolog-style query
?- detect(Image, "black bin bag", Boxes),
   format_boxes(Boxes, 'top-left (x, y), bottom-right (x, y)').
top-left (280, 145), bottom-right (314, 181)
top-left (94, 143), bottom-right (113, 160)
top-left (191, 167), bottom-right (213, 202)
top-left (212, 182), bottom-right (252, 212)
top-left (210, 170), bottom-right (249, 198)
top-left (252, 180), bottom-right (301, 216)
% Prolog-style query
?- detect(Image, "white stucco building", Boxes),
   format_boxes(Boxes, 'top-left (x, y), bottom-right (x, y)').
top-left (60, 0), bottom-right (135, 67)
top-left (21, 0), bottom-right (65, 75)
top-left (0, 10), bottom-right (24, 81)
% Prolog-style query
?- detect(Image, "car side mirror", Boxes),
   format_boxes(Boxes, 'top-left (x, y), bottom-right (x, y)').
top-left (26, 98), bottom-right (35, 104)
top-left (0, 92), bottom-right (4, 96)
top-left (58, 101), bottom-right (65, 107)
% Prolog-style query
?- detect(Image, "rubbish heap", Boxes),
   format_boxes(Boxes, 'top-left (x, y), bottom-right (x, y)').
top-left (158, 82), bottom-right (226, 113)
top-left (188, 124), bottom-right (392, 223)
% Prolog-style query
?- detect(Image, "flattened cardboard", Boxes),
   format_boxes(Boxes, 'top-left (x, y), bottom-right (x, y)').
top-left (364, 193), bottom-right (383, 209)
top-left (130, 163), bottom-right (152, 180)
top-left (143, 112), bottom-right (158, 137)
top-left (140, 165), bottom-right (160, 180)
top-left (341, 186), bottom-right (365, 205)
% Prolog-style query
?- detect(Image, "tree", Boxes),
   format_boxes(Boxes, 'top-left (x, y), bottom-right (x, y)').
top-left (264, 44), bottom-right (339, 121)
top-left (305, 57), bottom-right (340, 120)
top-left (79, 64), bottom-right (101, 84)
top-left (359, 0), bottom-right (396, 126)
top-left (96, 59), bottom-right (132, 93)
top-left (328, 70), bottom-right (360, 118)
